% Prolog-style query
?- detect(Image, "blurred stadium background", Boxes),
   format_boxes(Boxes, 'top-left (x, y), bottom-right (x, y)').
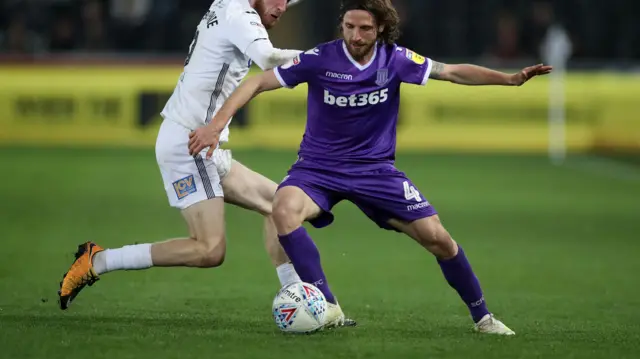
top-left (1, 1), bottom-right (639, 358)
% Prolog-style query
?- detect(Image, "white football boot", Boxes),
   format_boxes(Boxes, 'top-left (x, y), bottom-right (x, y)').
top-left (474, 314), bottom-right (516, 335)
top-left (323, 301), bottom-right (357, 328)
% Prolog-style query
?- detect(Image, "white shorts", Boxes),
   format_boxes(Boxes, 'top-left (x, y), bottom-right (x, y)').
top-left (156, 119), bottom-right (224, 210)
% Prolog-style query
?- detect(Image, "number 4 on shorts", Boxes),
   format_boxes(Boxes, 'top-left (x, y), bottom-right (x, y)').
top-left (403, 181), bottom-right (422, 202)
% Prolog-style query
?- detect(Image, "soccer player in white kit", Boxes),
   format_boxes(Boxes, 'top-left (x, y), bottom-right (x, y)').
top-left (58, 0), bottom-right (354, 328)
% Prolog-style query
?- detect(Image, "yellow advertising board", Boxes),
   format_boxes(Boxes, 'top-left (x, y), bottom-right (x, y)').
top-left (0, 66), bottom-right (177, 147)
top-left (0, 65), bottom-right (637, 152)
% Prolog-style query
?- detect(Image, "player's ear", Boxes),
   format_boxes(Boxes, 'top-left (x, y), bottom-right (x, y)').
top-left (378, 25), bottom-right (385, 33)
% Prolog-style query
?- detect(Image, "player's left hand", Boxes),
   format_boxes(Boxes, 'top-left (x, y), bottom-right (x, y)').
top-left (511, 64), bottom-right (553, 86)
top-left (188, 125), bottom-right (222, 159)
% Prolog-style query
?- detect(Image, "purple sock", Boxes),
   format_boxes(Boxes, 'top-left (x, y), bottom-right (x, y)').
top-left (278, 226), bottom-right (336, 304)
top-left (437, 245), bottom-right (490, 323)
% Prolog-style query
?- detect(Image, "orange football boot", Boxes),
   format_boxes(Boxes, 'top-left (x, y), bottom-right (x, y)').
top-left (58, 241), bottom-right (104, 310)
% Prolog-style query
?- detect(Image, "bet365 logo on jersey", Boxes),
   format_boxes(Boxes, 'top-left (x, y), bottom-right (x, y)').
top-left (323, 89), bottom-right (389, 107)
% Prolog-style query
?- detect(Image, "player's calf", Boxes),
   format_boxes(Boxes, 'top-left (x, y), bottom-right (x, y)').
top-left (194, 239), bottom-right (227, 267)
top-left (165, 198), bottom-right (227, 267)
top-left (150, 237), bottom-right (227, 268)
top-left (271, 186), bottom-right (337, 303)
top-left (391, 215), bottom-right (508, 328)
top-left (94, 198), bottom-right (227, 273)
top-left (272, 185), bottom-right (356, 327)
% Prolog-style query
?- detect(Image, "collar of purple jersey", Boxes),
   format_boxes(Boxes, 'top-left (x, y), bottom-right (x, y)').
top-left (341, 39), bottom-right (378, 71)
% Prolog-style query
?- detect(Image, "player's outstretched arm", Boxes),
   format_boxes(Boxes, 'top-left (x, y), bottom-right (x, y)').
top-left (246, 40), bottom-right (302, 70)
top-left (429, 61), bottom-right (553, 86)
top-left (188, 71), bottom-right (283, 158)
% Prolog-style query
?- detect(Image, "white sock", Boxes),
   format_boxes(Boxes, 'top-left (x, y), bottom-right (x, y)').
top-left (276, 263), bottom-right (302, 287)
top-left (92, 243), bottom-right (153, 275)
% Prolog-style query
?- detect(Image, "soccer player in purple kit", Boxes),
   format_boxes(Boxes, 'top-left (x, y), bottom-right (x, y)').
top-left (190, 0), bottom-right (552, 334)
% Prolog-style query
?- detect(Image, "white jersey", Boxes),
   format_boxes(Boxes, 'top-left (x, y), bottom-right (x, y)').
top-left (161, 0), bottom-right (272, 143)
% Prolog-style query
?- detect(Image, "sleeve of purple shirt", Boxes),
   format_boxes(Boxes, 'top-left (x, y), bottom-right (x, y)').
top-left (394, 46), bottom-right (434, 86)
top-left (273, 48), bottom-right (320, 89)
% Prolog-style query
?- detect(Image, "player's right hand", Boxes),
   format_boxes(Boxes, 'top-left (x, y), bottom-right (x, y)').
top-left (511, 63), bottom-right (553, 86)
top-left (188, 125), bottom-right (221, 159)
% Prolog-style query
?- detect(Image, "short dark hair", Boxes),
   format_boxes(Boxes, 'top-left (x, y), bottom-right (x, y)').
top-left (338, 0), bottom-right (401, 44)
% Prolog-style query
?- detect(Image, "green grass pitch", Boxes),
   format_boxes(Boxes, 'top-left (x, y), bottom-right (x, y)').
top-left (1, 147), bottom-right (639, 359)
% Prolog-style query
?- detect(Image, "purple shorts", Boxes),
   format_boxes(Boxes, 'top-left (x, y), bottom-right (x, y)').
top-left (278, 163), bottom-right (437, 231)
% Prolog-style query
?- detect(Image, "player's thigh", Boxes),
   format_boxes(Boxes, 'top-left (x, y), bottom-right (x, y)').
top-left (350, 168), bottom-right (437, 231)
top-left (387, 215), bottom-right (450, 246)
top-left (221, 160), bottom-right (277, 216)
top-left (388, 215), bottom-right (457, 258)
top-left (156, 119), bottom-right (225, 210)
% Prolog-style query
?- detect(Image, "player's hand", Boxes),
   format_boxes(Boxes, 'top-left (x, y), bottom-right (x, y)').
top-left (510, 64), bottom-right (553, 86)
top-left (188, 125), bottom-right (222, 159)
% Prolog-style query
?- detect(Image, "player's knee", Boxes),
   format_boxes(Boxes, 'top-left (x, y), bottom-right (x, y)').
top-left (272, 196), bottom-right (304, 232)
top-left (196, 237), bottom-right (226, 268)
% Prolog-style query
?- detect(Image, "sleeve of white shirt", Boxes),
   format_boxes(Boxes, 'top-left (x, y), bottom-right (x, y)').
top-left (226, 9), bottom-right (270, 55)
top-left (245, 40), bottom-right (302, 70)
top-left (226, 8), bottom-right (301, 70)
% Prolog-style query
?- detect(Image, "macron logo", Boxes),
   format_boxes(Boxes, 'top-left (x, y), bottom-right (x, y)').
top-left (407, 201), bottom-right (430, 211)
top-left (325, 71), bottom-right (353, 81)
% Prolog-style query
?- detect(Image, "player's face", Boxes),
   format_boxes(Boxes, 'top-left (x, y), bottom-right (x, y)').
top-left (255, 0), bottom-right (288, 29)
top-left (341, 10), bottom-right (379, 61)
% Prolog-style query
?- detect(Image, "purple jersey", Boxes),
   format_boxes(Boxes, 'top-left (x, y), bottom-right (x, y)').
top-left (274, 40), bottom-right (433, 171)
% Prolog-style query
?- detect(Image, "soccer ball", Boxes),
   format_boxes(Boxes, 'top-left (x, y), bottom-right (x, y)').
top-left (272, 282), bottom-right (327, 333)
